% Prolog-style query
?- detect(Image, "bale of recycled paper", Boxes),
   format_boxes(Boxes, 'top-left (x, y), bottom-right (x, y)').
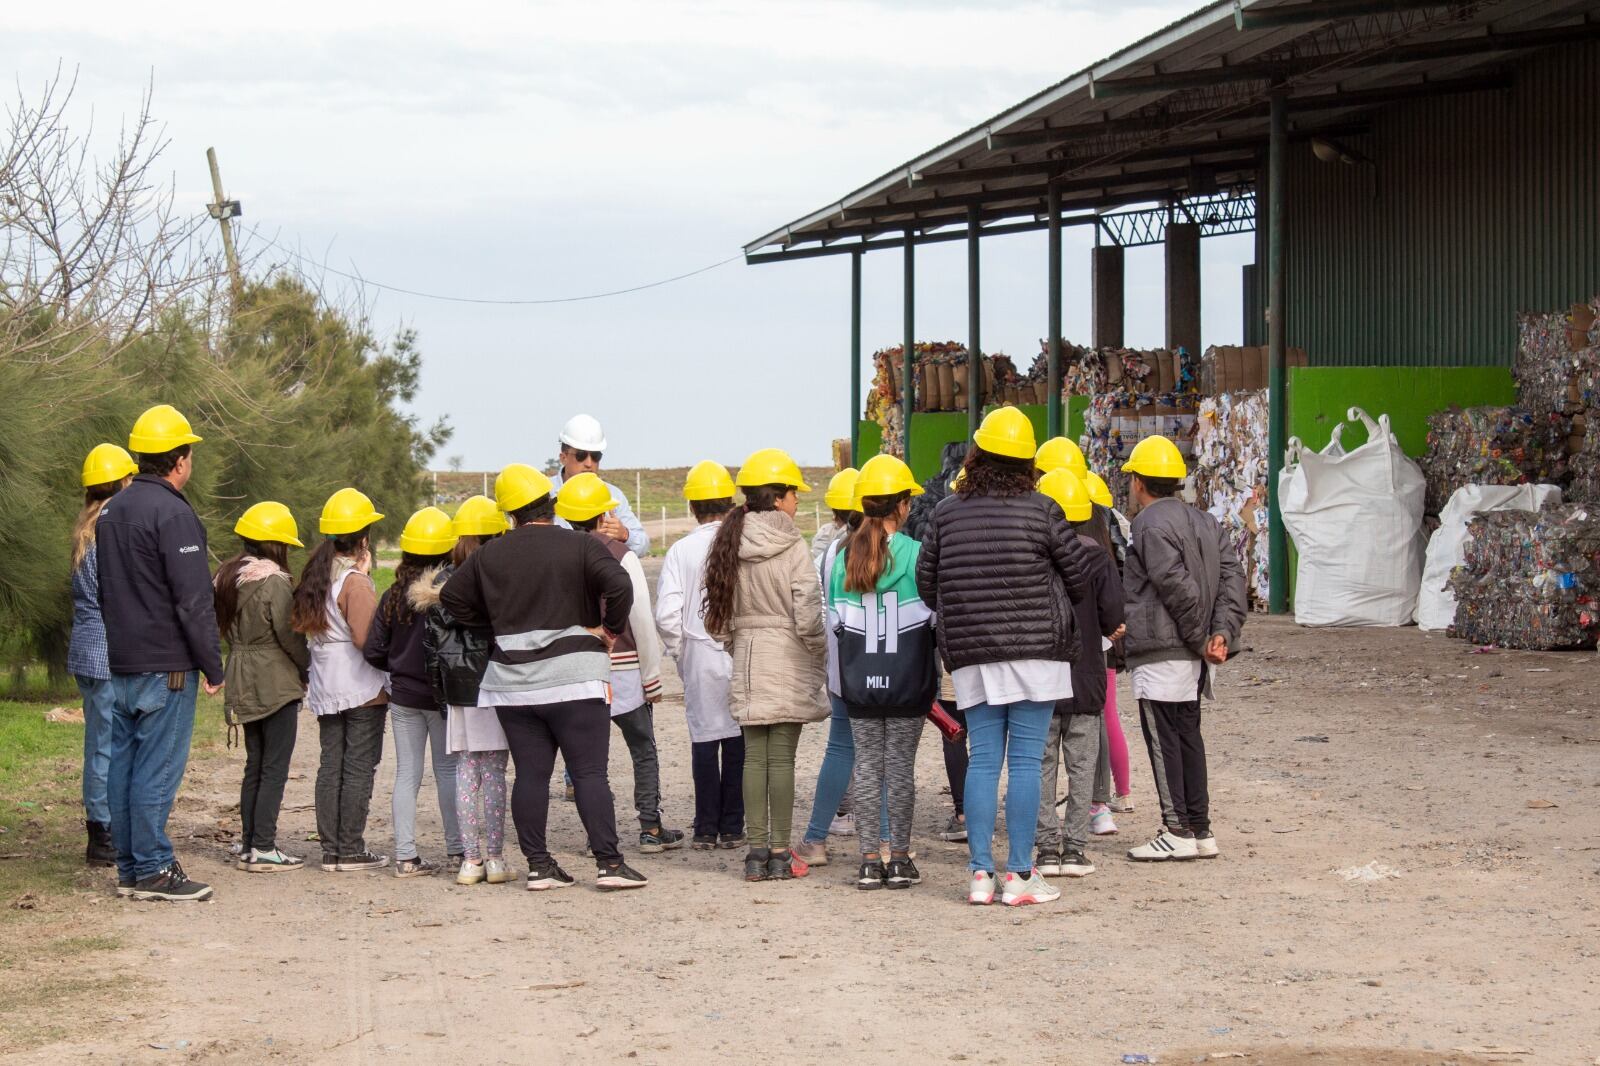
top-left (1280, 408), bottom-right (1427, 627)
top-left (1416, 483), bottom-right (1563, 630)
top-left (936, 364), bottom-right (956, 411)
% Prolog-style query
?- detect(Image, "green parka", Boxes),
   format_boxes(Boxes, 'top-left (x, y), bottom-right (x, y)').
top-left (219, 557), bottom-right (309, 725)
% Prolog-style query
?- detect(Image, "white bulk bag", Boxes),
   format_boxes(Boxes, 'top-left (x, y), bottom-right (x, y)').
top-left (1279, 408), bottom-right (1427, 626)
top-left (1414, 483), bottom-right (1562, 631)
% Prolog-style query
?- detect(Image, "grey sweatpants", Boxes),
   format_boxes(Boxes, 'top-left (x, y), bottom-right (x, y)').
top-left (391, 703), bottom-right (462, 860)
top-left (848, 716), bottom-right (923, 855)
top-left (612, 703), bottom-right (664, 828)
top-left (1036, 712), bottom-right (1101, 854)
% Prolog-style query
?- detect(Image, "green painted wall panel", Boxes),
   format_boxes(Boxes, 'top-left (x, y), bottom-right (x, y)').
top-left (1284, 39), bottom-right (1599, 367)
top-left (855, 396), bottom-right (1089, 481)
top-left (1288, 366), bottom-right (1516, 458)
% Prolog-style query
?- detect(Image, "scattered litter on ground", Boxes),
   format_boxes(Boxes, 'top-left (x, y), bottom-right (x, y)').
top-left (1122, 1055), bottom-right (1154, 1064)
top-left (1527, 799), bottom-right (1559, 809)
top-left (1335, 861), bottom-right (1402, 882)
top-left (1294, 735), bottom-right (1330, 743)
top-left (44, 706), bottom-right (84, 724)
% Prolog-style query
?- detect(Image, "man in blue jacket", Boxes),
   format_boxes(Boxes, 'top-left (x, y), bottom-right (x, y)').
top-left (97, 405), bottom-right (225, 902)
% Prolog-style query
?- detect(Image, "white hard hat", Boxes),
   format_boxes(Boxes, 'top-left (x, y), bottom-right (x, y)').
top-left (559, 414), bottom-right (607, 452)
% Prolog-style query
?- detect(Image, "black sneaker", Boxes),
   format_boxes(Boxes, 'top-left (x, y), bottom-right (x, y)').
top-left (335, 851), bottom-right (389, 872)
top-left (638, 826), bottom-right (685, 853)
top-left (690, 834), bottom-right (718, 850)
top-left (1058, 850), bottom-right (1096, 878)
top-left (525, 862), bottom-right (576, 891)
top-left (743, 848), bottom-right (769, 882)
top-left (130, 861), bottom-right (213, 902)
top-left (320, 853), bottom-right (339, 872)
top-left (595, 862), bottom-right (649, 891)
top-left (394, 856), bottom-right (437, 878)
top-left (116, 876), bottom-right (135, 898)
top-left (886, 857), bottom-right (922, 888)
top-left (765, 850), bottom-right (795, 881)
top-left (718, 832), bottom-right (747, 850)
top-left (856, 858), bottom-right (886, 890)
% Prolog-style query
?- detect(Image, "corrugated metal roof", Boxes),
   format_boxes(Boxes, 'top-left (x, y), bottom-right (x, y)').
top-left (746, 0), bottom-right (1600, 258)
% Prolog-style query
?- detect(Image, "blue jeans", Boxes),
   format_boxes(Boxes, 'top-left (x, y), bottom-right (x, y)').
top-left (963, 698), bottom-right (1053, 874)
top-left (107, 671), bottom-right (198, 881)
top-left (801, 696), bottom-right (889, 845)
top-left (76, 675), bottom-right (117, 823)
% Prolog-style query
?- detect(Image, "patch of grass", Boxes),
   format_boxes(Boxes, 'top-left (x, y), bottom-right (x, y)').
top-left (1, 661), bottom-right (79, 704)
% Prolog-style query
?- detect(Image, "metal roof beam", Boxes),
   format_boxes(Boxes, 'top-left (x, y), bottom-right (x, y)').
top-left (1090, 21), bottom-right (1599, 97)
top-left (986, 71), bottom-right (1509, 150)
top-left (840, 170), bottom-right (1256, 223)
top-left (908, 155), bottom-right (1256, 191)
top-left (1233, 0), bottom-right (1460, 32)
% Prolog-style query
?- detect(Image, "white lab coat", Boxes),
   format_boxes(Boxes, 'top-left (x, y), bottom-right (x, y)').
top-left (654, 521), bottom-right (739, 743)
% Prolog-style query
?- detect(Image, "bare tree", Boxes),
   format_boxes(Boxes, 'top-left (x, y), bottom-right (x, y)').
top-left (1, 67), bottom-right (230, 365)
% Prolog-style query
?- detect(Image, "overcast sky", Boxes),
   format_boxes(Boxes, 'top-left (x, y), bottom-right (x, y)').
top-left (10, 0), bottom-right (1253, 470)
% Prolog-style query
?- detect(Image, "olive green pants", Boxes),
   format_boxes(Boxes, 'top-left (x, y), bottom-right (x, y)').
top-left (741, 722), bottom-right (803, 850)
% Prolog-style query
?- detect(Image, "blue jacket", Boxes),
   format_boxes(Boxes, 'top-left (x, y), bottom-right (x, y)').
top-left (95, 475), bottom-right (225, 683)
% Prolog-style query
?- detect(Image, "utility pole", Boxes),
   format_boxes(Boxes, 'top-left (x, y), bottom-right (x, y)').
top-left (205, 147), bottom-right (243, 295)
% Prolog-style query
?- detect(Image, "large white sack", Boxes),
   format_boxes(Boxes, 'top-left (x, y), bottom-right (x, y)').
top-left (1280, 408), bottom-right (1427, 627)
top-left (1414, 483), bottom-right (1562, 630)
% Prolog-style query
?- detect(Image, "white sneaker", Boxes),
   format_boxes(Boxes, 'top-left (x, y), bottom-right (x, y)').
top-left (1193, 833), bottom-right (1219, 859)
top-left (456, 860), bottom-right (486, 885)
top-left (1089, 806), bottom-right (1118, 836)
top-left (1128, 830), bottom-right (1199, 862)
top-left (828, 813), bottom-right (856, 837)
top-left (967, 870), bottom-right (997, 905)
top-left (485, 857), bottom-right (514, 883)
top-left (1001, 869), bottom-right (1061, 906)
top-left (1109, 794), bottom-right (1136, 814)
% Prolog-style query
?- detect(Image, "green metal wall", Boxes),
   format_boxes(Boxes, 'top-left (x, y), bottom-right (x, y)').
top-left (1284, 39), bottom-right (1599, 367)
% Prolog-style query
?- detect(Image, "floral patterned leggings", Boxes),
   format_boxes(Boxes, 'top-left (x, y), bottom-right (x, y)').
top-left (455, 749), bottom-right (509, 861)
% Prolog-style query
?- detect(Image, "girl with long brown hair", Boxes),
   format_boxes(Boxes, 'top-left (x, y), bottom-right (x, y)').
top-left (293, 488), bottom-right (390, 873)
top-left (68, 443), bottom-right (137, 867)
top-left (214, 502), bottom-right (310, 872)
top-left (701, 448), bottom-right (828, 882)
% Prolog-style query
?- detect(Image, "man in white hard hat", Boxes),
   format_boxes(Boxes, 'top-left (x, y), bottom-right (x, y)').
top-left (551, 414), bottom-right (649, 557)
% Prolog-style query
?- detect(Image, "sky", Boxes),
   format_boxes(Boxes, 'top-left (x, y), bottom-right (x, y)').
top-left (8, 0), bottom-right (1255, 470)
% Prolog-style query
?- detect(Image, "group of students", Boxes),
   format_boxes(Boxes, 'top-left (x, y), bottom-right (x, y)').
top-left (68, 401), bottom-right (1245, 905)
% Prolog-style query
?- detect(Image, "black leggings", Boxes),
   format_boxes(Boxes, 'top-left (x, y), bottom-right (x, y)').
top-left (497, 699), bottom-right (620, 867)
top-left (241, 701), bottom-right (299, 851)
top-left (938, 700), bottom-right (968, 816)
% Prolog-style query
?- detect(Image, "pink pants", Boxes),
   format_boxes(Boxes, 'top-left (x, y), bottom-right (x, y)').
top-left (1105, 669), bottom-right (1130, 797)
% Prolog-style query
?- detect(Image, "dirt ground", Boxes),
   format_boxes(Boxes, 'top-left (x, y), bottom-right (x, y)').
top-left (8, 592), bottom-right (1600, 1064)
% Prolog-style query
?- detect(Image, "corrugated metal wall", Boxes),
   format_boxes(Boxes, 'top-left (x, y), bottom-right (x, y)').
top-left (1285, 38), bottom-right (1599, 366)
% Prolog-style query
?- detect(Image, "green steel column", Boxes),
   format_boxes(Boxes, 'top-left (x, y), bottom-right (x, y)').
top-left (1046, 185), bottom-right (1063, 438)
top-left (967, 206), bottom-right (981, 441)
top-left (850, 249), bottom-right (862, 465)
top-left (902, 229), bottom-right (915, 460)
top-left (1267, 90), bottom-right (1289, 614)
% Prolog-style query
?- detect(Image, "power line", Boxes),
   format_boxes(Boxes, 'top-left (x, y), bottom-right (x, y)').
top-left (238, 223), bottom-right (742, 306)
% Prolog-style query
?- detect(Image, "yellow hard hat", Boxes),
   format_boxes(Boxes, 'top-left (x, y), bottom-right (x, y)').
top-left (1084, 471), bottom-right (1115, 509)
top-left (1121, 434), bottom-right (1188, 480)
top-left (555, 472), bottom-right (619, 523)
top-left (81, 443), bottom-right (137, 488)
top-left (1038, 469), bottom-right (1092, 523)
top-left (128, 404), bottom-right (202, 454)
top-left (683, 460), bottom-right (736, 502)
top-left (853, 454), bottom-right (924, 502)
top-left (495, 463), bottom-right (554, 514)
top-left (234, 501), bottom-right (304, 547)
top-left (453, 495), bottom-right (508, 537)
top-left (319, 487), bottom-right (384, 535)
top-left (1035, 436), bottom-right (1088, 480)
top-left (823, 468), bottom-right (860, 512)
top-left (973, 407), bottom-right (1035, 460)
top-left (947, 468), bottom-right (967, 493)
top-left (400, 506), bottom-right (458, 555)
top-left (735, 448), bottom-right (810, 491)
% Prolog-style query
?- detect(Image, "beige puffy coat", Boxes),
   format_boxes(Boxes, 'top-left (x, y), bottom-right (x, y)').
top-left (711, 510), bottom-right (829, 726)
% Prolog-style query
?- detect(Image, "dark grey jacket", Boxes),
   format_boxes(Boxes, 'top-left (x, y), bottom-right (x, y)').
top-left (914, 491), bottom-right (1089, 671)
top-left (1122, 498), bottom-right (1247, 668)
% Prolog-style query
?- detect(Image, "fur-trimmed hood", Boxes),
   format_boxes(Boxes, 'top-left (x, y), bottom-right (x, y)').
top-left (406, 565), bottom-right (447, 613)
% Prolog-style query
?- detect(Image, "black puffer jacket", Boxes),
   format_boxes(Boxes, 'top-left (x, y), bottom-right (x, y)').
top-left (903, 441), bottom-right (969, 544)
top-left (915, 491), bottom-right (1089, 670)
top-left (413, 565), bottom-right (492, 708)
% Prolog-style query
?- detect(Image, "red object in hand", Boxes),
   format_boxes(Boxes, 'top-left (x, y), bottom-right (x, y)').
top-left (927, 701), bottom-right (965, 742)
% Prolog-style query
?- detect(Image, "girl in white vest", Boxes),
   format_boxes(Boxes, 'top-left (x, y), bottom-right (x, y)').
top-left (292, 488), bottom-right (390, 873)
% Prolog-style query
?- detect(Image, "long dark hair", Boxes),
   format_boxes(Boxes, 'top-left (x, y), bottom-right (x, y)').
top-left (452, 532), bottom-right (498, 567)
top-left (71, 481), bottom-right (125, 571)
top-left (1078, 506), bottom-right (1115, 556)
top-left (213, 539), bottom-right (291, 635)
top-left (701, 483), bottom-right (790, 634)
top-left (291, 529), bottom-right (371, 636)
top-left (844, 492), bottom-right (908, 594)
top-left (383, 551), bottom-right (451, 625)
top-left (957, 445), bottom-right (1037, 498)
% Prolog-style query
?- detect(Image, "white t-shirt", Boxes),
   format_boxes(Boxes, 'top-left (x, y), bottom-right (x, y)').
top-left (951, 659), bottom-right (1072, 711)
top-left (479, 679), bottom-right (610, 708)
top-left (1131, 659), bottom-right (1205, 703)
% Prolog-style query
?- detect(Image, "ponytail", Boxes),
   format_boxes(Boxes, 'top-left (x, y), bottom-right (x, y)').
top-left (844, 491), bottom-right (908, 594)
top-left (700, 483), bottom-right (790, 634)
